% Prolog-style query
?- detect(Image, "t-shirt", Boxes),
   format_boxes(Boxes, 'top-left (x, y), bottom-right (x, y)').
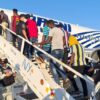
top-left (43, 25), bottom-right (50, 48)
top-left (70, 44), bottom-right (86, 66)
top-left (12, 15), bottom-right (19, 32)
top-left (0, 13), bottom-right (9, 23)
top-left (16, 21), bottom-right (27, 38)
top-left (26, 19), bottom-right (38, 38)
top-left (49, 27), bottom-right (64, 50)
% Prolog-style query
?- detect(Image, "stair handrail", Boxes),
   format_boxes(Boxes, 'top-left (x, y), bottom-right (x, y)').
top-left (0, 24), bottom-right (94, 85)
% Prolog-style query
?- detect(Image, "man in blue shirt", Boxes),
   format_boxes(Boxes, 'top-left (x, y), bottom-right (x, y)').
top-left (41, 20), bottom-right (51, 53)
top-left (37, 20), bottom-right (51, 61)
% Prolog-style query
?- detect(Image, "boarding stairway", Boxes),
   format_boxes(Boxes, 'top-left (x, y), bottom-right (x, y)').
top-left (0, 24), bottom-right (95, 100)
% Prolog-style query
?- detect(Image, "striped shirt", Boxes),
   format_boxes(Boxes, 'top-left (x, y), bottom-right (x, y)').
top-left (70, 44), bottom-right (86, 66)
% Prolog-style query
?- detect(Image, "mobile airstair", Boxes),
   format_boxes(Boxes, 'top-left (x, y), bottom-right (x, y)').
top-left (0, 24), bottom-right (95, 100)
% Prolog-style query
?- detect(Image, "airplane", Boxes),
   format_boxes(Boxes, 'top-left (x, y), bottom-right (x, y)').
top-left (0, 8), bottom-right (99, 61)
top-left (0, 8), bottom-right (99, 100)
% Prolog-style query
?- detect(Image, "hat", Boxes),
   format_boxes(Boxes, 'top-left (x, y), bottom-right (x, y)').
top-left (69, 35), bottom-right (79, 46)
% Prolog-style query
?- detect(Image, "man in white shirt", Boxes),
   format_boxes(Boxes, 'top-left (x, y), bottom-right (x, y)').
top-left (38, 20), bottom-right (67, 85)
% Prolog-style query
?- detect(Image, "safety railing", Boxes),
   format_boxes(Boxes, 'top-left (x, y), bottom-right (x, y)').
top-left (0, 24), bottom-right (94, 85)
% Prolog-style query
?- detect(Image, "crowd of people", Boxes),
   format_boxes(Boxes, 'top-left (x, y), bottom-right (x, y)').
top-left (0, 8), bottom-right (100, 100)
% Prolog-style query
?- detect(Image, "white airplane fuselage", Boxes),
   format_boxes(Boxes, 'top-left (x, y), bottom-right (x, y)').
top-left (0, 8), bottom-right (100, 60)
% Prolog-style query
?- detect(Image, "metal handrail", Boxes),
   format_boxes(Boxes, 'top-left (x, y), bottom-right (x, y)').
top-left (0, 24), bottom-right (94, 85)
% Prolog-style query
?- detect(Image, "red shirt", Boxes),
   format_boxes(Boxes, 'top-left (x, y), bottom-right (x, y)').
top-left (11, 15), bottom-right (19, 32)
top-left (26, 19), bottom-right (38, 38)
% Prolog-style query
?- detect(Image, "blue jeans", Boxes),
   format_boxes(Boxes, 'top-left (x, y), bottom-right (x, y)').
top-left (37, 46), bottom-right (51, 61)
top-left (18, 38), bottom-right (22, 51)
top-left (28, 37), bottom-right (37, 58)
top-left (50, 49), bottom-right (67, 85)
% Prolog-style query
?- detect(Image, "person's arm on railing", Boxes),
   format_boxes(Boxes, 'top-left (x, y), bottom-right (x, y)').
top-left (35, 36), bottom-right (52, 46)
top-left (37, 35), bottom-right (46, 48)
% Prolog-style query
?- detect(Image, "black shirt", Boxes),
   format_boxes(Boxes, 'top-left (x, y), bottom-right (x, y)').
top-left (16, 21), bottom-right (27, 38)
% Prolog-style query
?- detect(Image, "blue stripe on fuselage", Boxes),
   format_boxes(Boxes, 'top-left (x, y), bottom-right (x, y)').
top-left (73, 31), bottom-right (100, 48)
top-left (74, 31), bottom-right (99, 37)
top-left (80, 36), bottom-right (100, 45)
top-left (94, 44), bottom-right (100, 48)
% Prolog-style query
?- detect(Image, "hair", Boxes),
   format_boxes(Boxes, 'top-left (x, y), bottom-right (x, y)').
top-left (45, 20), bottom-right (49, 25)
top-left (0, 10), bottom-right (4, 13)
top-left (56, 23), bottom-right (63, 28)
top-left (48, 20), bottom-right (54, 25)
top-left (19, 14), bottom-right (25, 18)
top-left (25, 14), bottom-right (30, 19)
top-left (13, 9), bottom-right (18, 13)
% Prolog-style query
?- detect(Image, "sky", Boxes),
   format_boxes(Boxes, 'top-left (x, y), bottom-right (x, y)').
top-left (0, 0), bottom-right (100, 30)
